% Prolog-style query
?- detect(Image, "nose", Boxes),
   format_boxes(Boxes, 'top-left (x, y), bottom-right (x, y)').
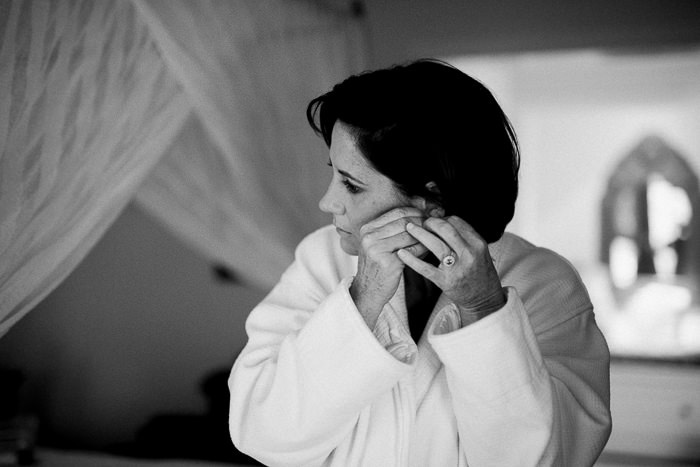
top-left (319, 183), bottom-right (344, 215)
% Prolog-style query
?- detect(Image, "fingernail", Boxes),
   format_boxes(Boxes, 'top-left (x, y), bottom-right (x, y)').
top-left (429, 208), bottom-right (444, 218)
top-left (406, 222), bottom-right (415, 230)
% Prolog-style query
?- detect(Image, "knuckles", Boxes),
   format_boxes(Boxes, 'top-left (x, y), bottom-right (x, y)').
top-left (361, 230), bottom-right (377, 244)
top-left (359, 223), bottom-right (373, 237)
top-left (391, 207), bottom-right (414, 219)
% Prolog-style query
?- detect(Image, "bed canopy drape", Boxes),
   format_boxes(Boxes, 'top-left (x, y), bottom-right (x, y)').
top-left (0, 0), bottom-right (367, 337)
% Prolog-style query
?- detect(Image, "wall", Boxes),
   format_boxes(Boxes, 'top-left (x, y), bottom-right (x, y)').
top-left (363, 0), bottom-right (700, 67)
top-left (0, 203), bottom-right (266, 448)
top-left (449, 48), bottom-right (700, 339)
top-left (448, 50), bottom-right (700, 269)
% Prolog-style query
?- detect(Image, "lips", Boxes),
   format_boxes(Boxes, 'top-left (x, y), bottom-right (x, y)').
top-left (335, 225), bottom-right (351, 235)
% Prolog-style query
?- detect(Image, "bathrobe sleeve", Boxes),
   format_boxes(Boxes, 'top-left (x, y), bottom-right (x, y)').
top-left (228, 228), bottom-right (413, 467)
top-left (428, 247), bottom-right (612, 466)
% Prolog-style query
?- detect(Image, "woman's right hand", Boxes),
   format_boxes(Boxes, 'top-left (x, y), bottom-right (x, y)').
top-left (350, 207), bottom-right (428, 329)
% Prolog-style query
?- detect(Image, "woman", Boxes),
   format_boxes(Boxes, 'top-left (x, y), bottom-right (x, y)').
top-left (228, 59), bottom-right (612, 466)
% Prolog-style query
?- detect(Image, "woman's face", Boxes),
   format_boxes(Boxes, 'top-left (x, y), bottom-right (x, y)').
top-left (319, 122), bottom-right (411, 256)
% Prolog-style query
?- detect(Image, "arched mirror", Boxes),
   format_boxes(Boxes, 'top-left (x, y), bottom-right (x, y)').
top-left (601, 135), bottom-right (700, 314)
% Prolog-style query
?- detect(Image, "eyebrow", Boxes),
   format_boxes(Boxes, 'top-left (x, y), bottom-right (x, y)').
top-left (337, 168), bottom-right (366, 186)
top-left (329, 158), bottom-right (367, 186)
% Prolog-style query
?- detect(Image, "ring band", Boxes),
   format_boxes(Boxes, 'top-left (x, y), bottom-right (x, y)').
top-left (442, 254), bottom-right (456, 267)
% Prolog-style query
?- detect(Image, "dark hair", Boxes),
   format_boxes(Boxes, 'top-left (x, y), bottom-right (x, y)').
top-left (306, 58), bottom-right (519, 243)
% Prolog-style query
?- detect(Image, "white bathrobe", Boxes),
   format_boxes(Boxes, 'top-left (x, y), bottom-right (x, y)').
top-left (228, 225), bottom-right (612, 467)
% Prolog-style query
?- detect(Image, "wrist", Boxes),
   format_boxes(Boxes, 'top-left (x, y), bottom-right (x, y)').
top-left (350, 278), bottom-right (382, 329)
top-left (456, 287), bottom-right (506, 325)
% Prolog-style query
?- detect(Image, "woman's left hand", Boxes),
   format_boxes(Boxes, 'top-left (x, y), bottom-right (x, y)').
top-left (397, 216), bottom-right (505, 316)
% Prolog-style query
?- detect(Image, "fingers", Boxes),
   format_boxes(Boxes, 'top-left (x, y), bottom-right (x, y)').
top-left (378, 231), bottom-right (423, 253)
top-left (422, 217), bottom-right (467, 255)
top-left (422, 216), bottom-right (488, 254)
top-left (360, 207), bottom-right (425, 235)
top-left (444, 216), bottom-right (483, 244)
top-left (363, 216), bottom-right (424, 241)
top-left (401, 240), bottom-right (429, 258)
top-left (358, 206), bottom-right (458, 261)
top-left (359, 207), bottom-right (426, 252)
top-left (397, 248), bottom-right (440, 282)
top-left (405, 223), bottom-right (452, 260)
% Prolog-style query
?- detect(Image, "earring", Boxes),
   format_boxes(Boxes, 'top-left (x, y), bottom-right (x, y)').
top-left (428, 207), bottom-right (445, 218)
top-left (425, 181), bottom-right (440, 194)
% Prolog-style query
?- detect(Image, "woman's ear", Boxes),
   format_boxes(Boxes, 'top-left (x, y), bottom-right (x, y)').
top-left (410, 181), bottom-right (444, 218)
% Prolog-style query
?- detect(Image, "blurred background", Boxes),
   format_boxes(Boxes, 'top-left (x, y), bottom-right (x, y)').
top-left (1, 0), bottom-right (700, 465)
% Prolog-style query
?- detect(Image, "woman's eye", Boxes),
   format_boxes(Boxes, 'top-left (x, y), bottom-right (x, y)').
top-left (343, 180), bottom-right (361, 194)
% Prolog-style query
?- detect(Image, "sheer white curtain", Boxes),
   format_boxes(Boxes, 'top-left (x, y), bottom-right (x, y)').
top-left (0, 0), bottom-right (367, 336)
top-left (0, 0), bottom-right (191, 337)
top-left (133, 0), bottom-right (367, 287)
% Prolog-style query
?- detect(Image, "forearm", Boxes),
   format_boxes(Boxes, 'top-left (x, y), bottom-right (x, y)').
top-left (428, 289), bottom-right (611, 466)
top-left (432, 290), bottom-right (554, 465)
top-left (229, 280), bottom-right (411, 465)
